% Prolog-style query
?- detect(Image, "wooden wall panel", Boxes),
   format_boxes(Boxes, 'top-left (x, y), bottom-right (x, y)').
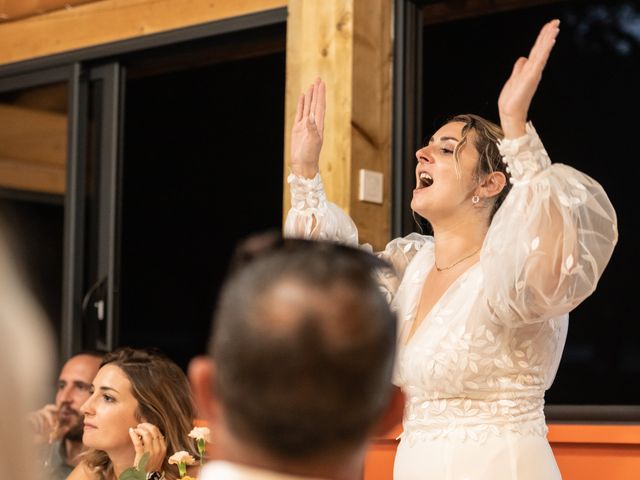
top-left (284, 0), bottom-right (392, 249)
top-left (0, 104), bottom-right (66, 194)
top-left (0, 0), bottom-right (286, 65)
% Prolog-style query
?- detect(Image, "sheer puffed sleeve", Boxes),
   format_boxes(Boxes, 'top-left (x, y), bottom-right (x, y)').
top-left (284, 172), bottom-right (427, 300)
top-left (481, 123), bottom-right (618, 326)
top-left (284, 173), bottom-right (359, 246)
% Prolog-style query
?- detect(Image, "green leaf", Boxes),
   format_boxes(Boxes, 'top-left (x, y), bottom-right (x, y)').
top-left (119, 467), bottom-right (145, 480)
top-left (118, 452), bottom-right (151, 480)
top-left (138, 452), bottom-right (150, 472)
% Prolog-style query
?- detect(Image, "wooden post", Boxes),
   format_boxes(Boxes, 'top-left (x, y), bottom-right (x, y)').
top-left (284, 0), bottom-right (392, 250)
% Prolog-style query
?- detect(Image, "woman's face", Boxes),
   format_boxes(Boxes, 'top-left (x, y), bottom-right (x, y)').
top-left (81, 364), bottom-right (140, 452)
top-left (411, 121), bottom-right (480, 222)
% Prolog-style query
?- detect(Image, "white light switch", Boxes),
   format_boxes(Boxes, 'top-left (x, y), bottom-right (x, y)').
top-left (358, 169), bottom-right (384, 204)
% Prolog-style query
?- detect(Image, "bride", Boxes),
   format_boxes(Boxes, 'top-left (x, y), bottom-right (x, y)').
top-left (285, 20), bottom-right (617, 479)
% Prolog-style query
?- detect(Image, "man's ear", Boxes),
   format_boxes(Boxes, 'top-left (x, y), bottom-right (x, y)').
top-left (188, 356), bottom-right (219, 424)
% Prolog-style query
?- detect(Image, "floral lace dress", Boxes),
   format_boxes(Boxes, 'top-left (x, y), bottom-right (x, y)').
top-left (284, 124), bottom-right (617, 479)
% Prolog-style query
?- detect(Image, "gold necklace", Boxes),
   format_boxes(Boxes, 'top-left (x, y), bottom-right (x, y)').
top-left (435, 247), bottom-right (481, 271)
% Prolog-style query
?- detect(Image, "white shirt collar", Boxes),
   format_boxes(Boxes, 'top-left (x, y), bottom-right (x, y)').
top-left (199, 461), bottom-right (327, 480)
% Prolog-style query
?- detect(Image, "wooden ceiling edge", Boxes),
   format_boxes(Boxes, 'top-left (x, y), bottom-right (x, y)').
top-left (0, 0), bottom-right (288, 66)
top-left (0, 0), bottom-right (103, 24)
top-left (0, 180), bottom-right (65, 196)
top-left (0, 158), bottom-right (66, 195)
top-left (423, 0), bottom-right (561, 25)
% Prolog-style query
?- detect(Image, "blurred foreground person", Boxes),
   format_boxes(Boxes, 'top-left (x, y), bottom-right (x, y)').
top-left (190, 236), bottom-right (402, 480)
top-left (0, 231), bottom-right (54, 480)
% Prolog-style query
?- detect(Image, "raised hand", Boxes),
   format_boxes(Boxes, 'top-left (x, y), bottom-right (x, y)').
top-left (129, 422), bottom-right (167, 473)
top-left (498, 19), bottom-right (560, 138)
top-left (27, 404), bottom-right (69, 444)
top-left (290, 78), bottom-right (326, 178)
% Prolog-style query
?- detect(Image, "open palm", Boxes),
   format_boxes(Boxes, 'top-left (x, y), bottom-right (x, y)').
top-left (498, 19), bottom-right (560, 138)
top-left (290, 78), bottom-right (326, 178)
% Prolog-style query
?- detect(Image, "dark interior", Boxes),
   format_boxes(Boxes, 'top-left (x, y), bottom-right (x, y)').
top-left (117, 33), bottom-right (286, 370)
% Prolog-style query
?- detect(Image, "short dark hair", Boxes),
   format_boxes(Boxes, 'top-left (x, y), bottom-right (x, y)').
top-left (73, 349), bottom-right (108, 360)
top-left (210, 236), bottom-right (397, 459)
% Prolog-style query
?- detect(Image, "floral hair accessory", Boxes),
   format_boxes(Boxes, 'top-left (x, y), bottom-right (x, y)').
top-left (168, 451), bottom-right (196, 478)
top-left (188, 427), bottom-right (210, 465)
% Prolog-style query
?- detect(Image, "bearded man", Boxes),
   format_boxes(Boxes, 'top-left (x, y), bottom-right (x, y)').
top-left (29, 352), bottom-right (103, 479)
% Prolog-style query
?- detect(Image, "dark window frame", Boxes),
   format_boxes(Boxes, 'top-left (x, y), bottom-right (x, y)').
top-left (0, 7), bottom-right (287, 360)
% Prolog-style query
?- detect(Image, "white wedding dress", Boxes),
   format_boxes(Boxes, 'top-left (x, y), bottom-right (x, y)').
top-left (284, 123), bottom-right (617, 479)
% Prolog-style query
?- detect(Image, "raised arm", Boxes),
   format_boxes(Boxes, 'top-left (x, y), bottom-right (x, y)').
top-left (482, 20), bottom-right (618, 325)
top-left (285, 79), bottom-right (427, 298)
top-left (285, 78), bottom-right (359, 244)
top-left (498, 19), bottom-right (560, 139)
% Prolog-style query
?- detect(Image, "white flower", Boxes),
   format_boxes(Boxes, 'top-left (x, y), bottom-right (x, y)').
top-left (188, 426), bottom-right (211, 443)
top-left (168, 451), bottom-right (196, 465)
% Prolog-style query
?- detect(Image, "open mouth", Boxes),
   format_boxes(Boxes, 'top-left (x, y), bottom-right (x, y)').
top-left (417, 171), bottom-right (433, 189)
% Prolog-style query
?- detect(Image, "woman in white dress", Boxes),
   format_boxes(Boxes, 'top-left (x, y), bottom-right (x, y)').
top-left (285, 20), bottom-right (617, 479)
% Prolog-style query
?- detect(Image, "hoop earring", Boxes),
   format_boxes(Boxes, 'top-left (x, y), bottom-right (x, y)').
top-left (472, 195), bottom-right (480, 205)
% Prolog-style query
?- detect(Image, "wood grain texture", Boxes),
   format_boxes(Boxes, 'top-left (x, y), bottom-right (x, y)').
top-left (0, 104), bottom-right (67, 194)
top-left (0, 0), bottom-right (286, 65)
top-left (284, 0), bottom-right (354, 214)
top-left (284, 0), bottom-right (392, 249)
top-left (0, 0), bottom-right (99, 22)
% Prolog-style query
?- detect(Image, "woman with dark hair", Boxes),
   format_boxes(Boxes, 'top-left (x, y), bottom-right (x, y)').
top-left (68, 348), bottom-right (200, 480)
top-left (286, 20), bottom-right (617, 479)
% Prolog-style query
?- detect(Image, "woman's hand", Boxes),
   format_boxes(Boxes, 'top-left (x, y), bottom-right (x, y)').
top-left (290, 78), bottom-right (325, 179)
top-left (129, 422), bottom-right (167, 473)
top-left (498, 19), bottom-right (560, 138)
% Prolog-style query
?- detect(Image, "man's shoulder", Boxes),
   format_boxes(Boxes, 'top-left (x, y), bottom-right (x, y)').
top-left (200, 461), bottom-right (325, 480)
top-left (40, 440), bottom-right (74, 480)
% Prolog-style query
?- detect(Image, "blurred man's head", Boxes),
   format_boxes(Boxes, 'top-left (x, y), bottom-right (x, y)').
top-left (190, 237), bottom-right (398, 476)
top-left (55, 353), bottom-right (103, 440)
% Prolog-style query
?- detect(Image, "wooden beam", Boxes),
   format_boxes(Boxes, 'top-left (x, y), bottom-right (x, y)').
top-left (0, 104), bottom-right (67, 167)
top-left (285, 0), bottom-right (354, 215)
top-left (350, 0), bottom-right (392, 249)
top-left (0, 0), bottom-right (287, 65)
top-left (284, 0), bottom-right (392, 250)
top-left (0, 157), bottom-right (65, 194)
top-left (0, 0), bottom-right (100, 22)
top-left (0, 103), bottom-right (67, 194)
top-left (423, 0), bottom-right (559, 24)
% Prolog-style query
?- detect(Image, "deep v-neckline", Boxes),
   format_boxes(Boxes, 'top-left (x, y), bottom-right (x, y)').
top-left (402, 260), bottom-right (480, 347)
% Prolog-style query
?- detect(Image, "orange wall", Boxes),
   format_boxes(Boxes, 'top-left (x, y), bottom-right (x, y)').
top-left (364, 424), bottom-right (640, 480)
